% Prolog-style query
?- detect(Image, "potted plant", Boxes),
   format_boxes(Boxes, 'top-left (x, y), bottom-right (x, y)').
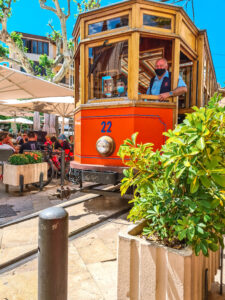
top-left (117, 94), bottom-right (225, 300)
top-left (3, 151), bottom-right (48, 188)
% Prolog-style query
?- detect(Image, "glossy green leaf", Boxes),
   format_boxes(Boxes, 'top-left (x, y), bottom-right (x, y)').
top-left (200, 175), bottom-right (211, 188)
top-left (200, 241), bottom-right (208, 256)
top-left (195, 243), bottom-right (201, 256)
top-left (197, 226), bottom-right (204, 234)
top-left (196, 137), bottom-right (205, 150)
top-left (178, 230), bottom-right (187, 241)
top-left (190, 176), bottom-right (199, 193)
top-left (187, 227), bottom-right (195, 240)
top-left (176, 167), bottom-right (186, 179)
top-left (208, 243), bottom-right (219, 252)
top-left (211, 174), bottom-right (225, 187)
top-left (131, 132), bottom-right (139, 145)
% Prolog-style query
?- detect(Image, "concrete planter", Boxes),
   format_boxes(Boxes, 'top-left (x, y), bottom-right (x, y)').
top-left (117, 222), bottom-right (220, 300)
top-left (3, 162), bottom-right (48, 186)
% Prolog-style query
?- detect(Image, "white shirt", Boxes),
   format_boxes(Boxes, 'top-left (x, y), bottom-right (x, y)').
top-left (0, 144), bottom-right (15, 151)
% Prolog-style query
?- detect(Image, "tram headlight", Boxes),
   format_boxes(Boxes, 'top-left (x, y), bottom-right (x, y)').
top-left (96, 136), bottom-right (115, 157)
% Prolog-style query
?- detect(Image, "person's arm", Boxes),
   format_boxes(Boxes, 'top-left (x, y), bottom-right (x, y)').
top-left (159, 75), bottom-right (187, 101)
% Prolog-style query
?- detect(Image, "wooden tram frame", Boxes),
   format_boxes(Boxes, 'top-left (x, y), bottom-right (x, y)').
top-left (70, 0), bottom-right (217, 186)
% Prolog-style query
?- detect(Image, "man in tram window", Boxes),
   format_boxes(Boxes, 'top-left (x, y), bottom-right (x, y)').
top-left (102, 76), bottom-right (114, 98)
top-left (116, 76), bottom-right (127, 97)
top-left (146, 58), bottom-right (187, 100)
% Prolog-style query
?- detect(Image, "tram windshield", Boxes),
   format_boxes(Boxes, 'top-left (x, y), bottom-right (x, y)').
top-left (138, 37), bottom-right (172, 95)
top-left (138, 37), bottom-right (192, 108)
top-left (88, 40), bottom-right (128, 100)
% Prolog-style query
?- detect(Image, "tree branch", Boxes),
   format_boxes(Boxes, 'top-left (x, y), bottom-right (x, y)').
top-left (51, 54), bottom-right (64, 68)
top-left (7, 0), bottom-right (13, 9)
top-left (39, 0), bottom-right (57, 14)
top-left (53, 0), bottom-right (63, 17)
top-left (66, 0), bottom-right (71, 20)
top-left (52, 58), bottom-right (72, 83)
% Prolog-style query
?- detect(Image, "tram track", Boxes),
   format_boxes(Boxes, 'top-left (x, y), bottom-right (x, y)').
top-left (0, 183), bottom-right (131, 229)
top-left (0, 208), bottom-right (130, 275)
top-left (0, 183), bottom-right (103, 228)
top-left (0, 188), bottom-right (131, 275)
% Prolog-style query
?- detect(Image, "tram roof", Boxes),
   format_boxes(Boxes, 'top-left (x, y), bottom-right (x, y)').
top-left (72, 0), bottom-right (199, 37)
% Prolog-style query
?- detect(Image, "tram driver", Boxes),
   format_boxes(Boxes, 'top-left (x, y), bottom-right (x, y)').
top-left (147, 58), bottom-right (187, 101)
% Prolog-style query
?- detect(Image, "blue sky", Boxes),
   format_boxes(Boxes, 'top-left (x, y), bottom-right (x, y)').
top-left (3, 0), bottom-right (225, 87)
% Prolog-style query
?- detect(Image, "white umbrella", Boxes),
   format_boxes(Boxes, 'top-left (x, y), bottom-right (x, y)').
top-left (59, 117), bottom-right (70, 124)
top-left (0, 102), bottom-right (34, 117)
top-left (1, 97), bottom-right (75, 117)
top-left (0, 117), bottom-right (33, 124)
top-left (0, 65), bottom-right (74, 100)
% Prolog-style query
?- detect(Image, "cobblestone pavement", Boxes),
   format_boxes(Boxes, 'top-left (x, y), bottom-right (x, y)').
top-left (0, 213), bottom-right (131, 300)
top-left (0, 182), bottom-right (225, 299)
top-left (0, 179), bottom-right (83, 225)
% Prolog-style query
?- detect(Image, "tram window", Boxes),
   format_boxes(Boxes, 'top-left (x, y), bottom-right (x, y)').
top-left (143, 14), bottom-right (171, 30)
top-left (138, 37), bottom-right (172, 95)
top-left (179, 65), bottom-right (192, 109)
top-left (204, 57), bottom-right (207, 87)
top-left (88, 41), bottom-right (128, 100)
top-left (88, 16), bottom-right (129, 35)
top-left (179, 51), bottom-right (193, 109)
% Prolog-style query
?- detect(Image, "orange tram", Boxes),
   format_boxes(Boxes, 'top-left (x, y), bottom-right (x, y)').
top-left (70, 0), bottom-right (217, 186)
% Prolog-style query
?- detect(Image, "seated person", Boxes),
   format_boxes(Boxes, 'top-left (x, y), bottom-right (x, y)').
top-left (16, 133), bottom-right (22, 144)
top-left (51, 136), bottom-right (61, 151)
top-left (146, 58), bottom-right (187, 100)
top-left (34, 125), bottom-right (47, 145)
top-left (0, 132), bottom-right (15, 151)
top-left (19, 131), bottom-right (40, 153)
top-left (58, 134), bottom-right (70, 150)
top-left (8, 133), bottom-right (17, 145)
top-left (44, 136), bottom-right (52, 147)
top-left (116, 76), bottom-right (127, 97)
top-left (18, 133), bottom-right (28, 146)
top-left (69, 135), bottom-right (74, 144)
top-left (58, 134), bottom-right (72, 161)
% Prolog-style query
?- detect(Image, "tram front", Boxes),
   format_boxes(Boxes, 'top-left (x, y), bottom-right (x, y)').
top-left (70, 0), bottom-right (216, 185)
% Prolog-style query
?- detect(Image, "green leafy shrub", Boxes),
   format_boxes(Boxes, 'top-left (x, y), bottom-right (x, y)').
top-left (8, 154), bottom-right (29, 165)
top-left (9, 152), bottom-right (43, 165)
top-left (118, 93), bottom-right (225, 256)
top-left (23, 151), bottom-right (43, 164)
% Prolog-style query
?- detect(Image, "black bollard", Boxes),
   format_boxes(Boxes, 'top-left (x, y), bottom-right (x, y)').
top-left (38, 206), bottom-right (68, 300)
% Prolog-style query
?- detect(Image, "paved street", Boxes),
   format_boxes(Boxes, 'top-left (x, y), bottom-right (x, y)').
top-left (0, 213), bottom-right (131, 300)
top-left (0, 180), bottom-right (77, 225)
top-left (0, 181), bottom-right (225, 299)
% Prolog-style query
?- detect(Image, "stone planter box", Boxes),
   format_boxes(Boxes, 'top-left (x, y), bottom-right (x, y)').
top-left (3, 162), bottom-right (48, 186)
top-left (117, 222), bottom-right (220, 300)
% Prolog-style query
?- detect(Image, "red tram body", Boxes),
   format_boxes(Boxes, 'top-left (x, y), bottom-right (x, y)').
top-left (70, 0), bottom-right (217, 184)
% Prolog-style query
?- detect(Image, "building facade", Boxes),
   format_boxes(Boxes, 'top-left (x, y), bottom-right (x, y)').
top-left (9, 32), bottom-right (74, 88)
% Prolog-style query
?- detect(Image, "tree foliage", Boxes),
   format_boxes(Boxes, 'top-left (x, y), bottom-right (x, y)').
top-left (0, 0), bottom-right (100, 83)
top-left (118, 93), bottom-right (225, 256)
